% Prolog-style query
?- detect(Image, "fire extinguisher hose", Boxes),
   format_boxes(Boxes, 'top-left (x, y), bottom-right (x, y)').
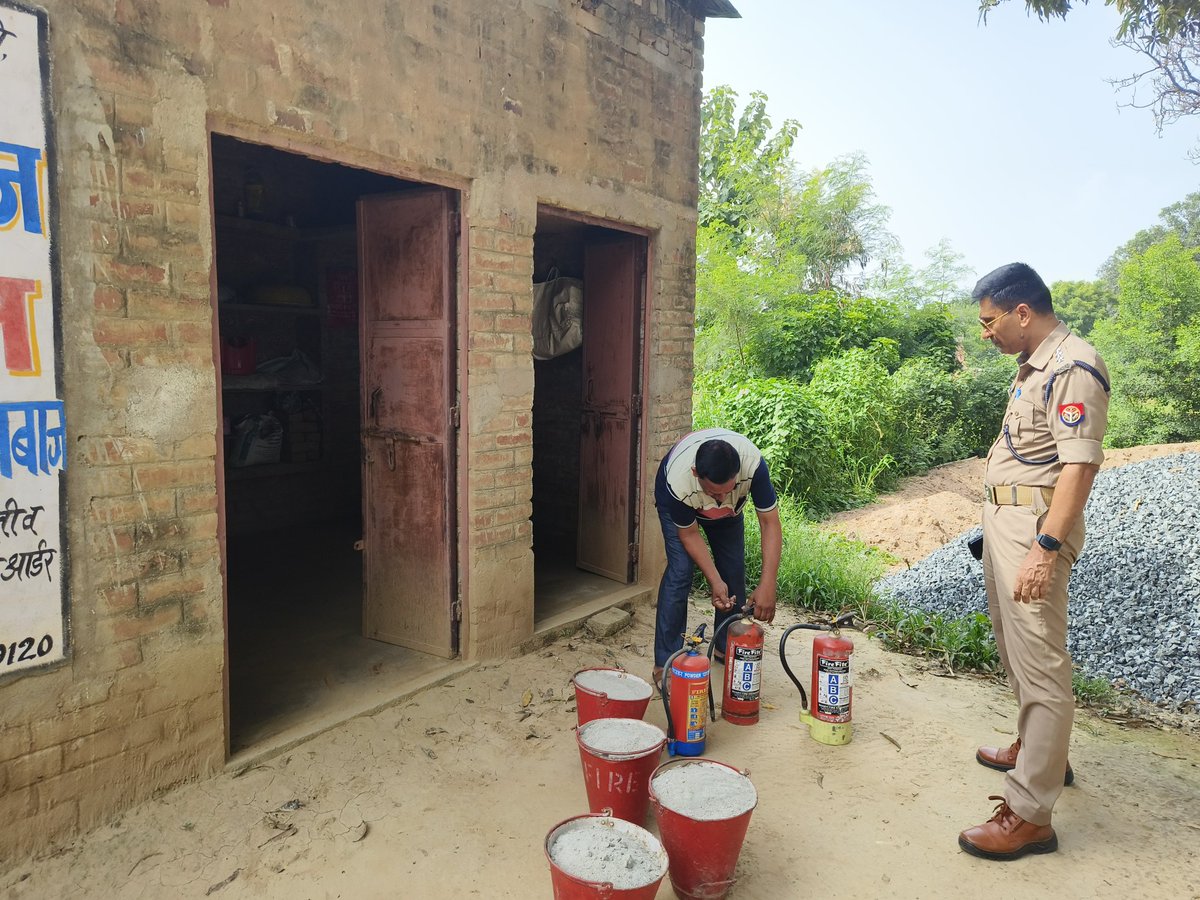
top-left (778, 614), bottom-right (857, 709)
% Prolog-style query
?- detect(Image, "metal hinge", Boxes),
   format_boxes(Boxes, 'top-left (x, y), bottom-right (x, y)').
top-left (451, 405), bottom-right (461, 429)
top-left (628, 543), bottom-right (639, 566)
top-left (451, 599), bottom-right (462, 622)
top-left (631, 393), bottom-right (643, 419)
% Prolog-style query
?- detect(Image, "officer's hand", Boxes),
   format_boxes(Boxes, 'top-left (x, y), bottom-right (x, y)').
top-left (711, 580), bottom-right (734, 611)
top-left (1014, 544), bottom-right (1057, 603)
top-left (749, 584), bottom-right (776, 624)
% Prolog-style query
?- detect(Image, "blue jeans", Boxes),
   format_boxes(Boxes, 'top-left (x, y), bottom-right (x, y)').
top-left (654, 507), bottom-right (747, 667)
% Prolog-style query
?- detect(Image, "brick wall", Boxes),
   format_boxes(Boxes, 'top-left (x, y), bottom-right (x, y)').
top-left (0, 0), bottom-right (705, 861)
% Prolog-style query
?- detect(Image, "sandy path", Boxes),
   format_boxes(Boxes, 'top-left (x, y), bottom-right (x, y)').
top-left (4, 443), bottom-right (1200, 898)
top-left (4, 602), bottom-right (1197, 899)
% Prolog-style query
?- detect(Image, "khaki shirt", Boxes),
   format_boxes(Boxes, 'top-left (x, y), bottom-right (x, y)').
top-left (984, 321), bottom-right (1110, 490)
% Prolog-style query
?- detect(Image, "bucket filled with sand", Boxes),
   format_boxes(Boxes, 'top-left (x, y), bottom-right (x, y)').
top-left (576, 717), bottom-right (666, 824)
top-left (545, 811), bottom-right (669, 899)
top-left (572, 667), bottom-right (654, 726)
top-left (648, 758), bottom-right (758, 900)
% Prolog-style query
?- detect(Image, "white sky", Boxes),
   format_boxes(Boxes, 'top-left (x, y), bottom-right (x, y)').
top-left (701, 1), bottom-right (1199, 285)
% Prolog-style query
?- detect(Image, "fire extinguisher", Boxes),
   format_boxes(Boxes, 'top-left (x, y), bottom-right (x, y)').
top-left (661, 625), bottom-right (712, 757)
top-left (779, 614), bottom-right (856, 745)
top-left (710, 604), bottom-right (765, 726)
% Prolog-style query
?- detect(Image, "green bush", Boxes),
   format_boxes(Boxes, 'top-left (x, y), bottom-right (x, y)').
top-left (741, 495), bottom-right (890, 612)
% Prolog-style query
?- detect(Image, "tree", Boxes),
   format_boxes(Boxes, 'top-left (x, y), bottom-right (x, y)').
top-left (769, 154), bottom-right (897, 293)
top-left (699, 86), bottom-right (800, 245)
top-left (1099, 190), bottom-right (1200, 284)
top-left (979, 2), bottom-right (1200, 151)
top-left (1049, 279), bottom-right (1119, 335)
top-left (1089, 233), bottom-right (1200, 443)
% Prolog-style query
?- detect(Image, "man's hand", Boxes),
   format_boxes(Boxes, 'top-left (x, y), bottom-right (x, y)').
top-left (1013, 545), bottom-right (1057, 603)
top-left (710, 579), bottom-right (734, 611)
top-left (749, 583), bottom-right (776, 624)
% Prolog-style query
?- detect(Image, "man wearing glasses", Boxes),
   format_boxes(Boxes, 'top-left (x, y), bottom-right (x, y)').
top-left (958, 262), bottom-right (1110, 860)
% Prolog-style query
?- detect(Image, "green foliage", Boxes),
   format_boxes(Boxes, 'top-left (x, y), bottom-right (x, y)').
top-left (1100, 191), bottom-right (1200, 286)
top-left (699, 86), bottom-right (799, 245)
top-left (1090, 234), bottom-right (1200, 445)
top-left (742, 495), bottom-right (891, 611)
top-left (1072, 670), bottom-right (1119, 707)
top-left (1049, 279), bottom-right (1119, 337)
top-left (744, 291), bottom-right (898, 381)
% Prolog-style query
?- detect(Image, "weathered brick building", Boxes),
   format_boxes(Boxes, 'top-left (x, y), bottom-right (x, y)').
top-left (0, 0), bottom-right (735, 860)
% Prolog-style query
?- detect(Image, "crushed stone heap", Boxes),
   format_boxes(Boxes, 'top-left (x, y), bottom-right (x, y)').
top-left (876, 453), bottom-right (1200, 711)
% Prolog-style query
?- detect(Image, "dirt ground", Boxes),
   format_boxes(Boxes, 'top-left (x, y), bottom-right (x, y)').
top-left (4, 445), bottom-right (1199, 900)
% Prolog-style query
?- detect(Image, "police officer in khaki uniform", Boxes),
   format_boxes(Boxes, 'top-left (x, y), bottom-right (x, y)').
top-left (958, 263), bottom-right (1110, 861)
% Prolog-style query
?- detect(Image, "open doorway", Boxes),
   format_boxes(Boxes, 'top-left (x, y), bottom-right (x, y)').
top-left (211, 135), bottom-right (459, 754)
top-left (531, 209), bottom-right (648, 626)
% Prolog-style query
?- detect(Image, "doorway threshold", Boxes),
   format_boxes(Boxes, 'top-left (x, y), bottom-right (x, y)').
top-left (226, 657), bottom-right (476, 772)
top-left (532, 583), bottom-right (653, 638)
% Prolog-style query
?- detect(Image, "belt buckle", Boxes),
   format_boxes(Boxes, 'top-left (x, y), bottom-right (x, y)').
top-left (1010, 485), bottom-right (1020, 505)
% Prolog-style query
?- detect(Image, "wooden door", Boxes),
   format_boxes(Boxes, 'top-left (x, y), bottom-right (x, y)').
top-left (577, 236), bottom-right (643, 581)
top-left (359, 189), bottom-right (458, 657)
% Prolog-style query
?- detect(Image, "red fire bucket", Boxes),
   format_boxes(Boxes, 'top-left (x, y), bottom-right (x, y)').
top-left (545, 810), bottom-right (668, 900)
top-left (648, 759), bottom-right (758, 900)
top-left (576, 718), bottom-right (666, 825)
top-left (572, 668), bottom-right (654, 727)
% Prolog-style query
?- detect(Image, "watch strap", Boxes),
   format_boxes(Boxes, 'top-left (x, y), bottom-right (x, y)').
top-left (1036, 532), bottom-right (1062, 552)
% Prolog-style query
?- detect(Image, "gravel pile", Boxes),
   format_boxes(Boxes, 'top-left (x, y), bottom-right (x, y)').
top-left (875, 453), bottom-right (1200, 711)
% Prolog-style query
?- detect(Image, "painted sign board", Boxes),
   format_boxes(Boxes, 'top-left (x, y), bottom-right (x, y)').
top-left (0, 0), bottom-right (68, 678)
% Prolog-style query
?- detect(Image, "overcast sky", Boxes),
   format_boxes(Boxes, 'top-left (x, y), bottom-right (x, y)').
top-left (701, 1), bottom-right (1199, 286)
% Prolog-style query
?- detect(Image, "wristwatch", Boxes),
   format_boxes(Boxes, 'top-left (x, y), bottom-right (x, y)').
top-left (1035, 533), bottom-right (1062, 552)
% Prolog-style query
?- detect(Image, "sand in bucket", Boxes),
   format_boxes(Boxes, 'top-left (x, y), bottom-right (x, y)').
top-left (649, 759), bottom-right (758, 900)
top-left (577, 718), bottom-right (666, 824)
top-left (546, 813), bottom-right (669, 899)
top-left (573, 668), bottom-right (654, 727)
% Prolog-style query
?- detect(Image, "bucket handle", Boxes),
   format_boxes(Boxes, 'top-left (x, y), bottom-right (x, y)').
top-left (652, 757), bottom-right (752, 780)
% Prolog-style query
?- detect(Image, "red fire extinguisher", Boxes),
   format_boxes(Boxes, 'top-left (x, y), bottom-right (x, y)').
top-left (713, 611), bottom-right (765, 726)
top-left (779, 614), bottom-right (856, 745)
top-left (661, 625), bottom-right (711, 757)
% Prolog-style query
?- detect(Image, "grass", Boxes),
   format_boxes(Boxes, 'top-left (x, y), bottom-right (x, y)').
top-left (731, 496), bottom-right (1117, 705)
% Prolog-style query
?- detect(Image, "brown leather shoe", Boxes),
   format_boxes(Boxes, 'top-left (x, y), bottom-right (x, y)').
top-left (976, 738), bottom-right (1075, 786)
top-left (958, 795), bottom-right (1058, 861)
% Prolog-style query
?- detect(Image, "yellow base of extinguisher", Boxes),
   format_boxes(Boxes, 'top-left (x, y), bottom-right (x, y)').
top-left (800, 709), bottom-right (852, 745)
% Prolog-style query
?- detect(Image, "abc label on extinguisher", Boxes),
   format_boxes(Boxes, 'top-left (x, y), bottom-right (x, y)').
top-left (816, 657), bottom-right (851, 721)
top-left (731, 646), bottom-right (762, 701)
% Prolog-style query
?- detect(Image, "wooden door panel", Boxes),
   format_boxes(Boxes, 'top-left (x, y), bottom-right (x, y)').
top-left (366, 332), bottom-right (446, 438)
top-left (359, 189), bottom-right (456, 658)
top-left (363, 439), bottom-right (451, 653)
top-left (577, 237), bottom-right (641, 582)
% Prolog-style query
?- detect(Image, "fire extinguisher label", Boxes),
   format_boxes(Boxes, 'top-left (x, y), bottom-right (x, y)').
top-left (685, 681), bottom-right (707, 742)
top-left (816, 657), bottom-right (851, 721)
top-left (731, 646), bottom-right (762, 701)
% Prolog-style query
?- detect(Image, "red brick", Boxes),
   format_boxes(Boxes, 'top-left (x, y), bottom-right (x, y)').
top-left (92, 285), bottom-right (126, 314)
top-left (79, 436), bottom-right (168, 465)
top-left (139, 572), bottom-right (207, 607)
top-left (126, 290), bottom-right (210, 321)
top-left (106, 601), bottom-right (182, 642)
top-left (98, 583), bottom-right (138, 615)
top-left (93, 257), bottom-right (168, 286)
top-left (132, 460), bottom-right (214, 491)
top-left (89, 491), bottom-right (175, 525)
top-left (92, 317), bottom-right (170, 347)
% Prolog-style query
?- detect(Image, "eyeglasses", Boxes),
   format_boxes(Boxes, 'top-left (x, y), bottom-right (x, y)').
top-left (978, 307), bottom-right (1016, 332)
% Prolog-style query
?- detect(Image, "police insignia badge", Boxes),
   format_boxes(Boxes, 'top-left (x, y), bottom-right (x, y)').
top-left (1059, 402), bottom-right (1084, 427)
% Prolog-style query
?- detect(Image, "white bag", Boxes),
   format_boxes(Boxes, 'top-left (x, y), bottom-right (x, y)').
top-left (531, 270), bottom-right (584, 360)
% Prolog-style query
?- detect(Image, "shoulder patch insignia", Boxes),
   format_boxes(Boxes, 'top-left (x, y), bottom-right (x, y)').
top-left (1059, 402), bottom-right (1085, 427)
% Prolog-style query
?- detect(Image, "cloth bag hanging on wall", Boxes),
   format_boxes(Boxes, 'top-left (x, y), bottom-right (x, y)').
top-left (531, 268), bottom-right (584, 360)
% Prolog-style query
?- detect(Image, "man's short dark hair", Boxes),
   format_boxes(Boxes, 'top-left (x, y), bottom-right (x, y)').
top-left (971, 262), bottom-right (1053, 314)
top-left (695, 439), bottom-right (740, 483)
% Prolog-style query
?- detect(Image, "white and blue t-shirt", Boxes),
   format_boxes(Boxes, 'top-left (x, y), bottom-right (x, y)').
top-left (654, 428), bottom-right (778, 528)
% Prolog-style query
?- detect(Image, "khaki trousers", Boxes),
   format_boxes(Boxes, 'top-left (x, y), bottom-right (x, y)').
top-left (981, 502), bottom-right (1083, 825)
